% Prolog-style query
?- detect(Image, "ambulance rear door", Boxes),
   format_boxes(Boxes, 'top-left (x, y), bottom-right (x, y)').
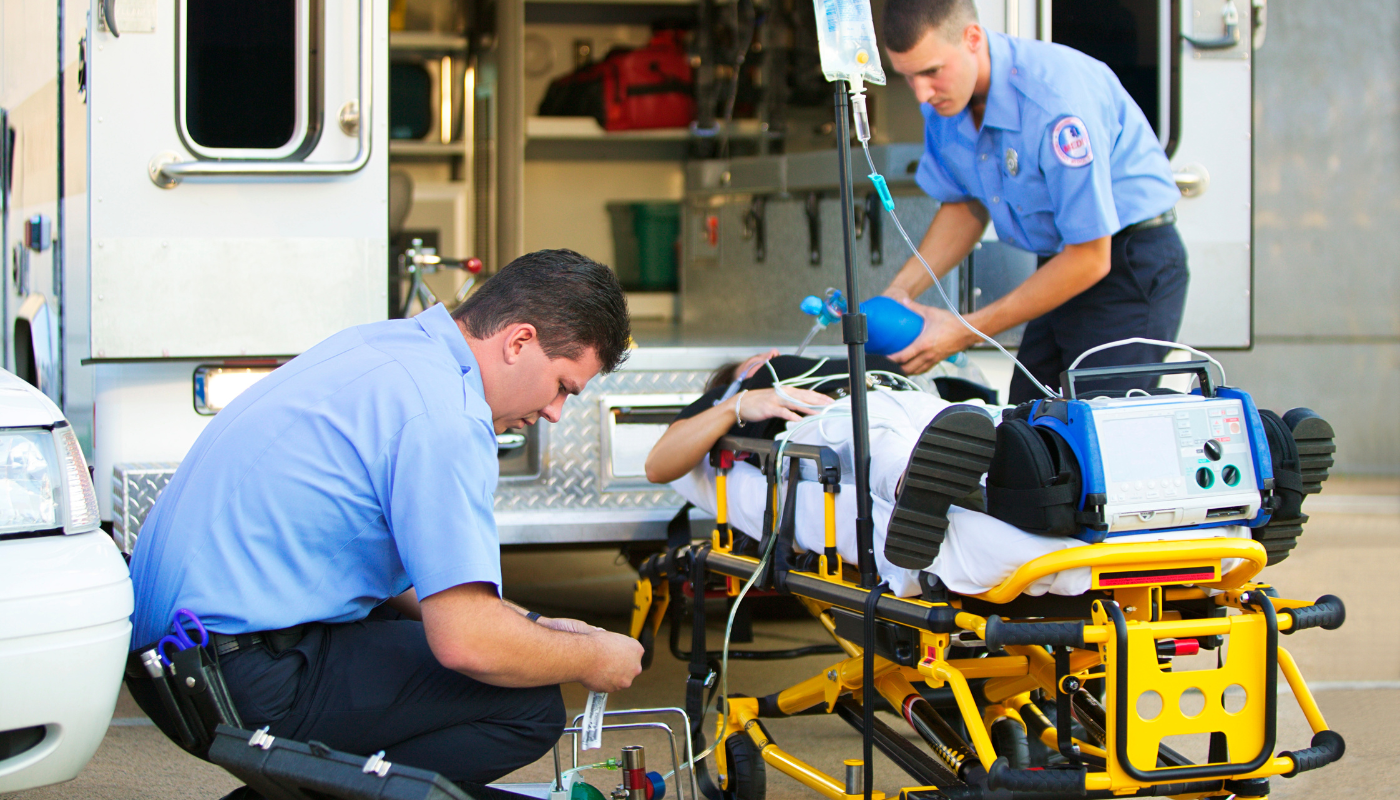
top-left (1040, 0), bottom-right (1257, 348)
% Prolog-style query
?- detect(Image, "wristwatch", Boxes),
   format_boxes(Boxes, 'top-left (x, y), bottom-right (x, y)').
top-left (526, 611), bottom-right (541, 623)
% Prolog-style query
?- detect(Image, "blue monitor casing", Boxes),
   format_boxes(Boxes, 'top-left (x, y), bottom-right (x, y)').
top-left (1028, 388), bottom-right (1274, 543)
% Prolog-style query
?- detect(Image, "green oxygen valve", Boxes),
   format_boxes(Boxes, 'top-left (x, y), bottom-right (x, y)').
top-left (868, 173), bottom-right (894, 211)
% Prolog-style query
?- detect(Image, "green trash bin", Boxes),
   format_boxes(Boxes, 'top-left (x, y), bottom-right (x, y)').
top-left (606, 201), bottom-right (679, 292)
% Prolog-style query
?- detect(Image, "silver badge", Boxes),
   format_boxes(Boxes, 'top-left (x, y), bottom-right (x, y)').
top-left (1005, 147), bottom-right (1019, 177)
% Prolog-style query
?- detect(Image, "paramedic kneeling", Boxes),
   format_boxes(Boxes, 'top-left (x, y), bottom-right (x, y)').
top-left (127, 249), bottom-right (642, 786)
top-left (879, 0), bottom-right (1187, 402)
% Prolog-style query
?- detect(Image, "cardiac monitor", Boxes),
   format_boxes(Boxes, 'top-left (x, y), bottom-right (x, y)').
top-left (1028, 362), bottom-right (1275, 542)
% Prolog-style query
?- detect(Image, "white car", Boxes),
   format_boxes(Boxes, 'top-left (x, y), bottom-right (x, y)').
top-left (0, 370), bottom-right (132, 792)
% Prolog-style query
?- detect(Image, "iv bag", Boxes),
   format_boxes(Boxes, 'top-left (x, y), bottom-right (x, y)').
top-left (812, 0), bottom-right (887, 85)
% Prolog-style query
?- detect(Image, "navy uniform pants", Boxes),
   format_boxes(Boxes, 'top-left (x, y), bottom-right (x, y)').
top-left (130, 609), bottom-right (566, 787)
top-left (1008, 223), bottom-right (1190, 404)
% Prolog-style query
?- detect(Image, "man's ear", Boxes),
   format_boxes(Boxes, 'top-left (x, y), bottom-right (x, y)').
top-left (963, 21), bottom-right (982, 50)
top-left (501, 323), bottom-right (538, 366)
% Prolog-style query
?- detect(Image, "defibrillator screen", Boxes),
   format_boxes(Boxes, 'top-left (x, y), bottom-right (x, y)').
top-left (1098, 415), bottom-right (1178, 484)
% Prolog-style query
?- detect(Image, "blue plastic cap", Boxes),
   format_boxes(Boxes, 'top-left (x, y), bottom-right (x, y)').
top-left (867, 173), bottom-right (895, 211)
top-left (647, 772), bottom-right (666, 800)
top-left (800, 295), bottom-right (825, 317)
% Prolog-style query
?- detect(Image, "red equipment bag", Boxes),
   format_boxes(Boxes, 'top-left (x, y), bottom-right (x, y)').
top-left (538, 30), bottom-right (695, 131)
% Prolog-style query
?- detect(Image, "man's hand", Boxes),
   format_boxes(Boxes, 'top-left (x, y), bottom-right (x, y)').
top-left (887, 299), bottom-right (980, 375)
top-left (579, 629), bottom-right (645, 693)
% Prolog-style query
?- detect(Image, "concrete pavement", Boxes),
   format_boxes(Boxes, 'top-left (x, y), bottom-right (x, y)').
top-left (4, 478), bottom-right (1395, 800)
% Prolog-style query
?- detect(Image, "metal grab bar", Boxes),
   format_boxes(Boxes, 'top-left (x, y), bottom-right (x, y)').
top-left (151, 0), bottom-right (373, 187)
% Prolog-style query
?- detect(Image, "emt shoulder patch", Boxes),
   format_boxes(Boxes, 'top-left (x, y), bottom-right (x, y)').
top-left (1052, 116), bottom-right (1093, 167)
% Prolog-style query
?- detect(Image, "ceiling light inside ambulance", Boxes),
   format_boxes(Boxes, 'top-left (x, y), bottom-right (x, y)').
top-left (194, 366), bottom-right (276, 415)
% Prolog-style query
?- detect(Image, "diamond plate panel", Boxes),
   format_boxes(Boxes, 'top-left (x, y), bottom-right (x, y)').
top-left (107, 370), bottom-right (724, 546)
top-left (493, 369), bottom-right (713, 512)
top-left (112, 463), bottom-right (179, 554)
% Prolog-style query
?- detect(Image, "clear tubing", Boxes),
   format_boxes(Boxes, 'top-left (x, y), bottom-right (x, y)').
top-left (859, 140), bottom-right (1060, 399)
top-left (850, 90), bottom-right (872, 144)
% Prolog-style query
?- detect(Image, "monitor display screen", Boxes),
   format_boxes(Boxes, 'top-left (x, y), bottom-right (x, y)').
top-left (1098, 415), bottom-right (1179, 485)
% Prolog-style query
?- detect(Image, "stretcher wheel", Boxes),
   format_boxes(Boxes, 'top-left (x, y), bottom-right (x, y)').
top-left (721, 733), bottom-right (766, 800)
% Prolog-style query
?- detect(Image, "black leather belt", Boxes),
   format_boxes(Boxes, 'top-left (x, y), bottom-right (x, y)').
top-left (212, 625), bottom-right (308, 656)
top-left (1116, 208), bottom-right (1176, 237)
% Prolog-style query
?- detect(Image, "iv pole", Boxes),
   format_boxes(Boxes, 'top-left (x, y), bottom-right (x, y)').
top-left (831, 79), bottom-right (884, 800)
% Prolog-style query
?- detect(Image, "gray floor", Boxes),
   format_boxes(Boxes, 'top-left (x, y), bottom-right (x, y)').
top-left (5, 478), bottom-right (1396, 800)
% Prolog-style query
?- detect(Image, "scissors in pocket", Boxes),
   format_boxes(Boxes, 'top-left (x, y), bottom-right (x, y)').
top-left (157, 608), bottom-right (209, 667)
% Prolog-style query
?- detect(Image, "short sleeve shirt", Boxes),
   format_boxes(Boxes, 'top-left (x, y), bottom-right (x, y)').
top-left (915, 30), bottom-right (1180, 257)
top-left (129, 304), bottom-right (501, 648)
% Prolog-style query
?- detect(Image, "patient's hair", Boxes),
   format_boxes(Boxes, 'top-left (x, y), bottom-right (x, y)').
top-left (454, 249), bottom-right (631, 373)
top-left (882, 0), bottom-right (979, 52)
top-left (706, 362), bottom-right (743, 394)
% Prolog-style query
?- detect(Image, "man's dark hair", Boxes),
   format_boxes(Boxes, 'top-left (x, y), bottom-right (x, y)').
top-left (453, 249), bottom-right (631, 373)
top-left (882, 0), bottom-right (979, 52)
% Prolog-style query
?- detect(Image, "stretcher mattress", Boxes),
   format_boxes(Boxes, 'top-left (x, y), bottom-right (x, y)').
top-left (672, 460), bottom-right (1249, 598)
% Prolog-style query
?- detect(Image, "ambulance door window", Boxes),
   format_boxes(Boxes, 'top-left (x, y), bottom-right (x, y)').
top-left (181, 0), bottom-right (319, 157)
top-left (1051, 0), bottom-right (1177, 155)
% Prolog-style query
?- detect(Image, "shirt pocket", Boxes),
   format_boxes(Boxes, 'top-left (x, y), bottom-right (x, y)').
top-left (1008, 180), bottom-right (1058, 252)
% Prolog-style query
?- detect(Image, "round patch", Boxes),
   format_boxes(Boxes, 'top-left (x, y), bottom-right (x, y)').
top-left (1052, 116), bottom-right (1093, 167)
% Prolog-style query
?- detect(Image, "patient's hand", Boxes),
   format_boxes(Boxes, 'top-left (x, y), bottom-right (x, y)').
top-left (739, 387), bottom-right (833, 424)
top-left (734, 349), bottom-right (782, 382)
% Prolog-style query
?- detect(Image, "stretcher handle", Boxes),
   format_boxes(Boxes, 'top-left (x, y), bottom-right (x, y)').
top-left (986, 757), bottom-right (1086, 794)
top-left (714, 436), bottom-right (842, 486)
top-left (1281, 729), bottom-right (1346, 777)
top-left (1060, 359), bottom-right (1216, 400)
top-left (1281, 594), bottom-right (1346, 635)
top-left (983, 616), bottom-right (1086, 651)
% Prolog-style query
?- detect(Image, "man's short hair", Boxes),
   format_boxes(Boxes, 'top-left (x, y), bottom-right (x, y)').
top-left (882, 0), bottom-right (979, 52)
top-left (453, 249), bottom-right (631, 373)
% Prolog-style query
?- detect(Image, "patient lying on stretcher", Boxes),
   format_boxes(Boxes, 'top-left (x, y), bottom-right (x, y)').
top-left (646, 354), bottom-right (1257, 599)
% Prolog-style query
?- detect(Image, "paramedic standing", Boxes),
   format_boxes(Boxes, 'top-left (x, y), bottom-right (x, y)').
top-left (878, 0), bottom-right (1187, 403)
top-left (127, 250), bottom-right (642, 787)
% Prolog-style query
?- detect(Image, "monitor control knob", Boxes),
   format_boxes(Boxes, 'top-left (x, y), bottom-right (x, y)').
top-left (1203, 439), bottom-right (1224, 461)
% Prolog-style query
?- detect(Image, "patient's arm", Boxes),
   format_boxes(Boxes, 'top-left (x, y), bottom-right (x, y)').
top-left (645, 387), bottom-right (833, 484)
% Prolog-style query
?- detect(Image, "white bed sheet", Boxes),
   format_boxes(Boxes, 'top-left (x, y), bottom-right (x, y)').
top-left (671, 460), bottom-right (1249, 598)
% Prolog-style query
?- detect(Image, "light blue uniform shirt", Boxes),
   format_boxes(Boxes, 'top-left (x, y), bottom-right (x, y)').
top-left (915, 30), bottom-right (1180, 257)
top-left (129, 305), bottom-right (501, 648)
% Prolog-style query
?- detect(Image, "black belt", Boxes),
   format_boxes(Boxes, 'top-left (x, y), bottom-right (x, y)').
top-left (212, 624), bottom-right (308, 656)
top-left (1115, 208), bottom-right (1176, 237)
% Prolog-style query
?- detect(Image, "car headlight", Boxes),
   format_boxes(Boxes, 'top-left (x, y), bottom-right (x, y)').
top-left (0, 424), bottom-right (101, 537)
top-left (0, 429), bottom-right (60, 534)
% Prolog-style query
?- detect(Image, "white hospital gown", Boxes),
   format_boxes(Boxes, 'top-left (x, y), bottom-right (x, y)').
top-left (670, 390), bottom-right (1248, 598)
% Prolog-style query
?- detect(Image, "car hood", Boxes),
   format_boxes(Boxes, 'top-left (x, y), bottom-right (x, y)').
top-left (0, 370), bottom-right (64, 428)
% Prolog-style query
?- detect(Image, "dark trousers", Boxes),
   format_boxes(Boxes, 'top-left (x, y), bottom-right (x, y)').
top-left (133, 614), bottom-right (565, 785)
top-left (1008, 223), bottom-right (1190, 404)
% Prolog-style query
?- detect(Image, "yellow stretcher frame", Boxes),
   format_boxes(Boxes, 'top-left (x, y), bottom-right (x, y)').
top-left (630, 437), bottom-right (1347, 800)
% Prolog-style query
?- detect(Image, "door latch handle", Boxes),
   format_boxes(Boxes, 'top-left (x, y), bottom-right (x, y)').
top-left (1184, 0), bottom-right (1241, 50)
top-left (1172, 164), bottom-right (1210, 198)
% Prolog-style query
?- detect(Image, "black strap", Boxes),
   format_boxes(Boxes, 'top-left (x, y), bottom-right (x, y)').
top-left (667, 503), bottom-right (694, 551)
top-left (986, 482), bottom-right (1079, 509)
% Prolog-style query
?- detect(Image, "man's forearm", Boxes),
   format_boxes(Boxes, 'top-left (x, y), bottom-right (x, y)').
top-left (885, 201), bottom-right (989, 301)
top-left (421, 583), bottom-right (641, 692)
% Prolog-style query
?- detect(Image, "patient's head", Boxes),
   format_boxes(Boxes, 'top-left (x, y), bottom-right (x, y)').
top-left (706, 350), bottom-right (782, 393)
